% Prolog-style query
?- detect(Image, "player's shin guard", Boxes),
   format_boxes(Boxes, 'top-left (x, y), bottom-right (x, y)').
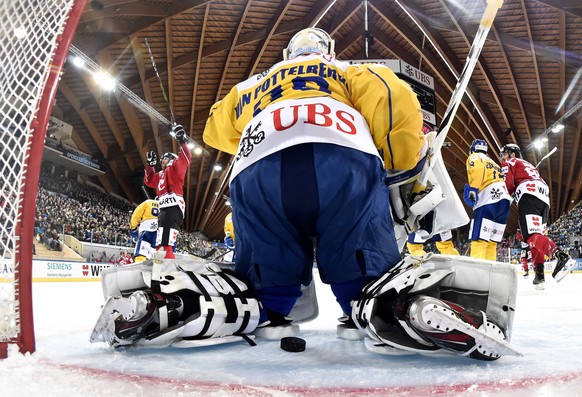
top-left (158, 245), bottom-right (175, 259)
top-left (486, 241), bottom-right (498, 261)
top-left (527, 233), bottom-right (556, 262)
top-left (470, 240), bottom-right (487, 259)
top-left (435, 240), bottom-right (459, 255)
top-left (407, 242), bottom-right (426, 256)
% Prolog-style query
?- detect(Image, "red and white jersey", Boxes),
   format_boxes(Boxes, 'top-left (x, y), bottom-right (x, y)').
top-left (144, 142), bottom-right (191, 212)
top-left (501, 157), bottom-right (549, 205)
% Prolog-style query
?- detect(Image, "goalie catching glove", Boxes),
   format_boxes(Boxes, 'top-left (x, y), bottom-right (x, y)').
top-left (90, 262), bottom-right (260, 348)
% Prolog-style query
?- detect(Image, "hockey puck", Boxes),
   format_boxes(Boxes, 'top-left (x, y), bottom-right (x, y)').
top-left (280, 337), bottom-right (306, 352)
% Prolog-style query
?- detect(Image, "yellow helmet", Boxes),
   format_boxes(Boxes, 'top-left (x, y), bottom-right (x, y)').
top-left (283, 28), bottom-right (335, 60)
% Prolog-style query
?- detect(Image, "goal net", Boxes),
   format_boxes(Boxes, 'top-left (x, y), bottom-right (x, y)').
top-left (0, 0), bottom-right (86, 358)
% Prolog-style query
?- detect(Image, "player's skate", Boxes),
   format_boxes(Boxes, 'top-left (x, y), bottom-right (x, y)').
top-left (407, 296), bottom-right (521, 360)
top-left (336, 314), bottom-right (366, 341)
top-left (533, 264), bottom-right (545, 290)
top-left (253, 309), bottom-right (299, 340)
top-left (552, 249), bottom-right (573, 282)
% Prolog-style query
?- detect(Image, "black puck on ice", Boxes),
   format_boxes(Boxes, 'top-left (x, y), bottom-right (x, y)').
top-left (280, 337), bottom-right (306, 352)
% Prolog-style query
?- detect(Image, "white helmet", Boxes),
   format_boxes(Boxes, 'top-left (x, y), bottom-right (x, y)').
top-left (283, 28), bottom-right (335, 60)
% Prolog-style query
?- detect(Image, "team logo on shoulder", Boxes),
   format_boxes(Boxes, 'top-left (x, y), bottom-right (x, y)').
top-left (235, 122), bottom-right (265, 162)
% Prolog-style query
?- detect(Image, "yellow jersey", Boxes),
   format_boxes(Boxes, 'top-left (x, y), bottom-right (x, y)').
top-left (130, 199), bottom-right (159, 232)
top-left (203, 54), bottom-right (424, 174)
top-left (466, 153), bottom-right (505, 192)
top-left (224, 212), bottom-right (235, 241)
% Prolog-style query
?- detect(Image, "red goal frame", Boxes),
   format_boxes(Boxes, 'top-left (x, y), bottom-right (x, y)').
top-left (0, 0), bottom-right (87, 358)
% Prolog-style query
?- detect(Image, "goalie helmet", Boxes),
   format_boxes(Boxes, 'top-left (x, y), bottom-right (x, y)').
top-left (469, 139), bottom-right (488, 154)
top-left (283, 28), bottom-right (335, 60)
top-left (500, 143), bottom-right (521, 158)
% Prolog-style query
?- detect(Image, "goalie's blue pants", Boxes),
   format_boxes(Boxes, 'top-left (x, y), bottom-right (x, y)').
top-left (230, 143), bottom-right (400, 317)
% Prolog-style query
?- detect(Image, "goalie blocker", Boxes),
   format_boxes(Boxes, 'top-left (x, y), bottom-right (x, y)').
top-left (351, 254), bottom-right (520, 360)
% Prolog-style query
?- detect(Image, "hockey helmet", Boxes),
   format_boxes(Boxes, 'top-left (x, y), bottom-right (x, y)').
top-left (161, 152), bottom-right (178, 160)
top-left (469, 139), bottom-right (488, 154)
top-left (283, 28), bottom-right (335, 60)
top-left (500, 143), bottom-right (521, 158)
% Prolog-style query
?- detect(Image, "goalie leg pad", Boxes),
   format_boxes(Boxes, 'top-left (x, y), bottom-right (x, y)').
top-left (406, 295), bottom-right (519, 360)
top-left (92, 262), bottom-right (261, 347)
top-left (351, 254), bottom-right (519, 360)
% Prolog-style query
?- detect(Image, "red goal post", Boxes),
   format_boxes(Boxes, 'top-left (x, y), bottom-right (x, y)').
top-left (0, 0), bottom-right (87, 358)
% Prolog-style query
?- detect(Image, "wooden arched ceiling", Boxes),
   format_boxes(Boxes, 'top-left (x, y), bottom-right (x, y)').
top-left (56, 0), bottom-right (582, 239)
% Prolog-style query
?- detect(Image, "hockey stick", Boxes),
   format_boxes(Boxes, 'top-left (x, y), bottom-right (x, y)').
top-left (68, 44), bottom-right (208, 154)
top-left (417, 0), bottom-right (504, 188)
top-left (144, 38), bottom-right (176, 126)
top-left (535, 146), bottom-right (557, 169)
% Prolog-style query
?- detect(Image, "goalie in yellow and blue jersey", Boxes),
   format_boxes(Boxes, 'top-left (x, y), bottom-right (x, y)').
top-left (203, 27), bottom-right (424, 331)
top-left (465, 139), bottom-right (512, 260)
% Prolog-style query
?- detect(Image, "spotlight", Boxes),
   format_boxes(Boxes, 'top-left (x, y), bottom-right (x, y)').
top-left (94, 71), bottom-right (116, 91)
top-left (533, 140), bottom-right (544, 150)
top-left (213, 164), bottom-right (223, 171)
top-left (193, 147), bottom-right (203, 156)
top-left (71, 56), bottom-right (85, 68)
top-left (551, 123), bottom-right (564, 133)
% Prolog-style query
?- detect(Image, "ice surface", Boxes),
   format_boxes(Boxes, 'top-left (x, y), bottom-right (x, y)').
top-left (2, 269), bottom-right (582, 396)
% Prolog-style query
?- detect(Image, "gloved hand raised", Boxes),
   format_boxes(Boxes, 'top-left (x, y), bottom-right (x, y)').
top-left (146, 151), bottom-right (157, 166)
top-left (171, 124), bottom-right (187, 144)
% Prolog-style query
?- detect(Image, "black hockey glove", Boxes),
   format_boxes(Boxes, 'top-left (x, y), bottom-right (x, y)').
top-left (172, 124), bottom-right (187, 144)
top-left (146, 151), bottom-right (157, 166)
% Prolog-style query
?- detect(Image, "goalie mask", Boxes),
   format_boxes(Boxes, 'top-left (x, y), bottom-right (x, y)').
top-left (283, 28), bottom-right (335, 60)
top-left (469, 139), bottom-right (488, 154)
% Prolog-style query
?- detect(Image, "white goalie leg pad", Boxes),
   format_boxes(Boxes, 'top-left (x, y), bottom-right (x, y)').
top-left (414, 254), bottom-right (518, 341)
top-left (148, 262), bottom-right (260, 342)
top-left (100, 261), bottom-right (153, 299)
top-left (352, 254), bottom-right (518, 358)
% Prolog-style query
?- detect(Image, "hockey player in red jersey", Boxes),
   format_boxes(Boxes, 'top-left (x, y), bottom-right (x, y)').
top-left (500, 143), bottom-right (571, 288)
top-left (144, 125), bottom-right (191, 259)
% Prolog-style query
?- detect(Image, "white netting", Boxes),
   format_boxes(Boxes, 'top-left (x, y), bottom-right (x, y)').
top-left (0, 0), bottom-right (76, 342)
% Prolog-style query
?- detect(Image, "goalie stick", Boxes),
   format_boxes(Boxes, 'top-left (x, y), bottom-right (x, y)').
top-left (535, 146), bottom-right (557, 169)
top-left (416, 0), bottom-right (504, 189)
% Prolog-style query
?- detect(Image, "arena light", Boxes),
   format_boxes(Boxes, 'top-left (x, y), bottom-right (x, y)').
top-left (533, 140), bottom-right (544, 150)
top-left (551, 123), bottom-right (564, 133)
top-left (213, 164), bottom-right (223, 172)
top-left (71, 56), bottom-right (85, 68)
top-left (193, 147), bottom-right (203, 156)
top-left (94, 71), bottom-right (116, 91)
top-left (541, 136), bottom-right (548, 142)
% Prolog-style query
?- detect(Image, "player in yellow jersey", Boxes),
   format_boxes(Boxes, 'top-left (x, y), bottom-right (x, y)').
top-left (464, 139), bottom-right (512, 260)
top-left (407, 229), bottom-right (460, 256)
top-left (129, 198), bottom-right (159, 262)
top-left (224, 211), bottom-right (235, 249)
top-left (203, 27), bottom-right (424, 333)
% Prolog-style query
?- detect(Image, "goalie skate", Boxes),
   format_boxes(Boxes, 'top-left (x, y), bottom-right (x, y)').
top-left (411, 297), bottom-right (522, 359)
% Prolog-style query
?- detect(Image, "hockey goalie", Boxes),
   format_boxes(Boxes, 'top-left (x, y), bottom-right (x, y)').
top-left (90, 254), bottom-right (519, 360)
